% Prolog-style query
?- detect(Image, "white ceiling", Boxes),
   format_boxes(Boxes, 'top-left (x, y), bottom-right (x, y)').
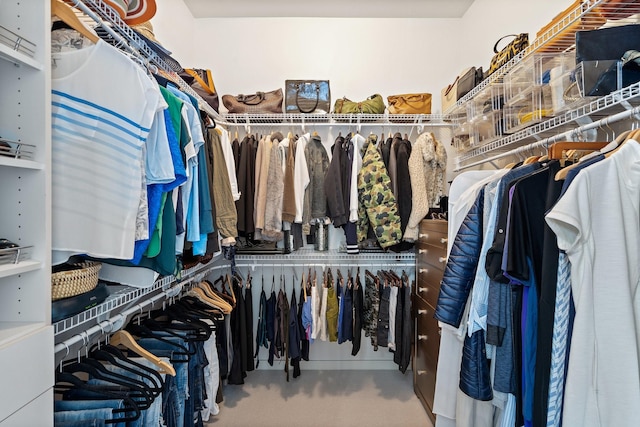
top-left (183, 0), bottom-right (476, 18)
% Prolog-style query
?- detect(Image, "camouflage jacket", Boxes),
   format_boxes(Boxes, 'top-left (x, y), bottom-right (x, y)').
top-left (356, 135), bottom-right (402, 248)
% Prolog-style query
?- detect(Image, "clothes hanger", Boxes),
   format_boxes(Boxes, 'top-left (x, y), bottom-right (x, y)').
top-left (554, 129), bottom-right (632, 181)
top-left (62, 360), bottom-right (155, 410)
top-left (109, 331), bottom-right (176, 376)
top-left (73, 357), bottom-right (156, 405)
top-left (54, 372), bottom-right (142, 424)
top-left (599, 128), bottom-right (638, 160)
top-left (124, 322), bottom-right (192, 356)
top-left (51, 0), bottom-right (100, 44)
top-left (91, 344), bottom-right (165, 389)
top-left (89, 345), bottom-right (164, 394)
top-left (547, 141), bottom-right (609, 161)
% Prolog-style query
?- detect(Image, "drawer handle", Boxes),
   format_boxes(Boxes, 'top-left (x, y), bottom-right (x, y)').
top-left (418, 249), bottom-right (427, 254)
top-left (417, 370), bottom-right (427, 376)
top-left (419, 268), bottom-right (428, 274)
top-left (418, 287), bottom-right (428, 293)
top-left (440, 237), bottom-right (448, 244)
top-left (418, 335), bottom-right (428, 341)
top-left (419, 233), bottom-right (429, 239)
top-left (418, 309), bottom-right (428, 315)
top-left (438, 256), bottom-right (447, 264)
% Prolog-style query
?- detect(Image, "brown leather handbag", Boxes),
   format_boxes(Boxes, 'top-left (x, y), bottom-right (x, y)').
top-left (387, 93), bottom-right (432, 115)
top-left (222, 89), bottom-right (283, 114)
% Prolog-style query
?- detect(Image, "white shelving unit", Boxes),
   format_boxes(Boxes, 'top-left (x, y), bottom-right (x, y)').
top-left (450, 0), bottom-right (640, 170)
top-left (0, 1), bottom-right (53, 425)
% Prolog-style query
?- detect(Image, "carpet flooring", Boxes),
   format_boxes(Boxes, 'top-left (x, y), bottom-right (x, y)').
top-left (206, 369), bottom-right (434, 427)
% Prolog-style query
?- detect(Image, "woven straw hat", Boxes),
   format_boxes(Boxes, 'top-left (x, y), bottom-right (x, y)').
top-left (102, 0), bottom-right (157, 26)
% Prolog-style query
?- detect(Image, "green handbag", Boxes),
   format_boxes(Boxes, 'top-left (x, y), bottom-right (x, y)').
top-left (333, 94), bottom-right (386, 114)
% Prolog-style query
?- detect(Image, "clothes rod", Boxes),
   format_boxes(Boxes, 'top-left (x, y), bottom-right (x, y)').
top-left (234, 263), bottom-right (415, 271)
top-left (52, 262), bottom-right (229, 355)
top-left (454, 105), bottom-right (640, 171)
top-left (53, 281), bottom-right (185, 356)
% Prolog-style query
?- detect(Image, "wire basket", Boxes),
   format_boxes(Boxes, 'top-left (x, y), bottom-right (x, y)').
top-left (51, 261), bottom-right (102, 301)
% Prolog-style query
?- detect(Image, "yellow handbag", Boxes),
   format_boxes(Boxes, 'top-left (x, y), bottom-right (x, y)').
top-left (387, 93), bottom-right (432, 115)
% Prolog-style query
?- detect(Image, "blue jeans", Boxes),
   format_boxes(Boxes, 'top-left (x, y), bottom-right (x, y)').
top-left (137, 337), bottom-right (190, 427)
top-left (54, 407), bottom-right (117, 427)
top-left (100, 361), bottom-right (165, 427)
top-left (55, 397), bottom-right (133, 427)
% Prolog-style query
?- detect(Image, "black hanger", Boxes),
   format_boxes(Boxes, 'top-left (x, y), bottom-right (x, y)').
top-left (55, 372), bottom-right (141, 424)
top-left (90, 344), bottom-right (164, 392)
top-left (62, 361), bottom-right (154, 410)
top-left (125, 322), bottom-right (192, 357)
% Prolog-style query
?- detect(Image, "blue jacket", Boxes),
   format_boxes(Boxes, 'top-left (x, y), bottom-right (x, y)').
top-left (434, 188), bottom-right (484, 328)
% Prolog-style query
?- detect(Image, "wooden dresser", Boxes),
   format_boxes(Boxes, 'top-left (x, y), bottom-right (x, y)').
top-left (413, 219), bottom-right (448, 423)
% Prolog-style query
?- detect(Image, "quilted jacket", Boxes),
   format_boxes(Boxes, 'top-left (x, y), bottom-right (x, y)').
top-left (460, 329), bottom-right (493, 401)
top-left (434, 188), bottom-right (484, 328)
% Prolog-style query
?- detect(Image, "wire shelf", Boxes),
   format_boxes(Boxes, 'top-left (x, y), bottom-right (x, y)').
top-left (235, 249), bottom-right (415, 264)
top-left (446, 0), bottom-right (607, 114)
top-left (52, 260), bottom-right (223, 337)
top-left (69, 0), bottom-right (220, 120)
top-left (455, 79), bottom-right (640, 168)
top-left (222, 113), bottom-right (452, 127)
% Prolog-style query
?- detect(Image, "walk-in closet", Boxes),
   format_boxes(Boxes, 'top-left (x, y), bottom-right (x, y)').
top-left (0, 0), bottom-right (638, 426)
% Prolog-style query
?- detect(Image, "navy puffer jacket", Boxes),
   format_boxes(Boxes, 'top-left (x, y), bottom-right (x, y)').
top-left (434, 188), bottom-right (484, 328)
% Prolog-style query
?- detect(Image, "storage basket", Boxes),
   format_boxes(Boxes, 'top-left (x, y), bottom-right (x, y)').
top-left (51, 261), bottom-right (102, 301)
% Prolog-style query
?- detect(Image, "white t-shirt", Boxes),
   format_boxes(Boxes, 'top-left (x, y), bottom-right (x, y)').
top-left (145, 107), bottom-right (174, 185)
top-left (51, 40), bottom-right (163, 262)
top-left (546, 141), bottom-right (640, 427)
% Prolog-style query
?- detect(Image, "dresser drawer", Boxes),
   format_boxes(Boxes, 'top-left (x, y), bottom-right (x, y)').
top-left (415, 298), bottom-right (441, 364)
top-left (414, 340), bottom-right (437, 416)
top-left (418, 220), bottom-right (448, 248)
top-left (415, 267), bottom-right (441, 308)
top-left (416, 242), bottom-right (447, 271)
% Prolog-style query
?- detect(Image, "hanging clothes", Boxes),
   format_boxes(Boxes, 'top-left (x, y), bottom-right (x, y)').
top-left (277, 289), bottom-right (290, 380)
top-left (51, 39), bottom-right (165, 264)
top-left (254, 287), bottom-right (268, 368)
top-left (236, 135), bottom-right (257, 238)
top-left (208, 128), bottom-right (238, 246)
top-left (298, 280), bottom-right (311, 362)
top-left (324, 135), bottom-right (350, 228)
top-left (325, 270), bottom-right (339, 342)
top-left (254, 135), bottom-right (273, 240)
top-left (303, 133), bottom-right (330, 229)
top-left (389, 137), bottom-right (414, 252)
top-left (404, 132), bottom-right (447, 242)
top-left (282, 135), bottom-right (298, 224)
top-left (262, 132), bottom-right (285, 241)
top-left (244, 278), bottom-right (255, 373)
top-left (357, 135), bottom-right (402, 248)
top-left (364, 271), bottom-right (380, 351)
top-left (228, 277), bottom-right (247, 385)
top-left (351, 271), bottom-right (364, 357)
top-left (289, 289), bottom-right (302, 379)
top-left (545, 142), bottom-right (640, 427)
